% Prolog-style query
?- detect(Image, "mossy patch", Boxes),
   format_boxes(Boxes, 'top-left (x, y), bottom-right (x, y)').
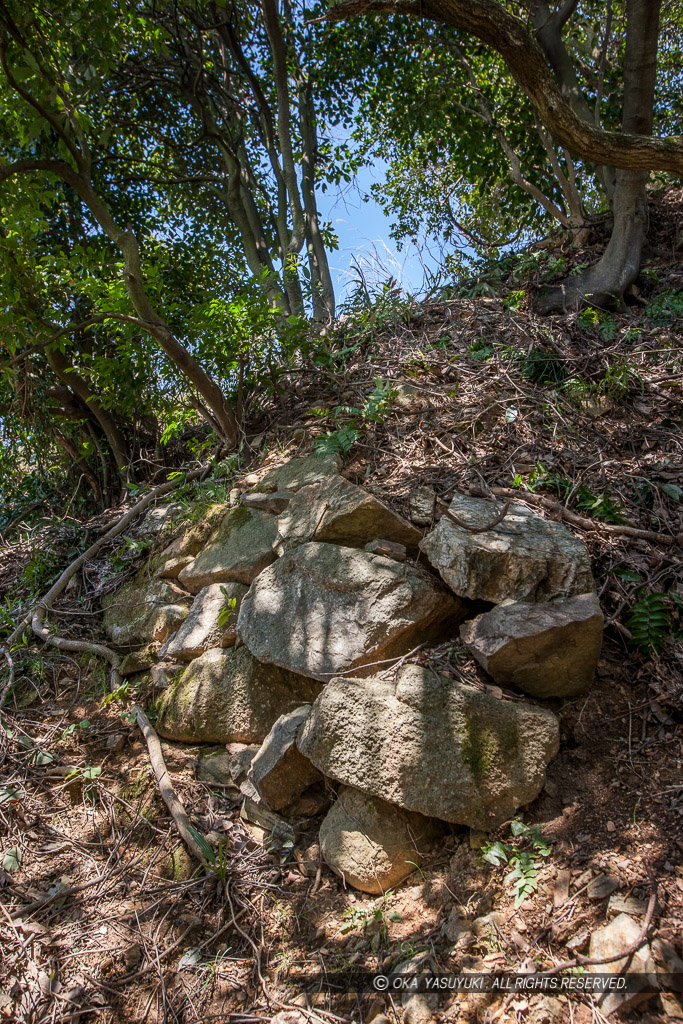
top-left (461, 716), bottom-right (519, 783)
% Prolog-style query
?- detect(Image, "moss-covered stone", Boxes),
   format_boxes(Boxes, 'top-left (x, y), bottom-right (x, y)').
top-left (102, 558), bottom-right (191, 648)
top-left (155, 646), bottom-right (323, 744)
top-left (298, 665), bottom-right (559, 829)
top-left (177, 507), bottom-right (278, 593)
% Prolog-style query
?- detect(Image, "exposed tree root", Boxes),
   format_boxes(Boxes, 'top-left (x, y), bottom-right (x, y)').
top-left (133, 704), bottom-right (214, 867)
top-left (0, 464), bottom-right (214, 709)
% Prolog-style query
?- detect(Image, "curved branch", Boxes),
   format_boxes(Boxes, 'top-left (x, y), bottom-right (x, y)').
top-left (321, 0), bottom-right (683, 175)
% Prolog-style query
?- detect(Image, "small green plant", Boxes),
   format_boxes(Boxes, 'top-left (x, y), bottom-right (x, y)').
top-left (217, 591), bottom-right (237, 629)
top-left (574, 489), bottom-right (625, 524)
top-left (109, 536), bottom-right (154, 573)
top-left (578, 307), bottom-right (617, 340)
top-left (469, 339), bottom-right (494, 362)
top-left (101, 681), bottom-right (130, 707)
top-left (481, 820), bottom-right (553, 908)
top-left (600, 359), bottom-right (642, 399)
top-left (504, 289), bottom-right (526, 312)
top-left (626, 591), bottom-right (682, 653)
top-left (312, 424), bottom-right (360, 457)
top-left (361, 379), bottom-right (397, 422)
top-left (645, 289), bottom-right (683, 325)
top-left (61, 719), bottom-right (90, 740)
top-left (340, 891), bottom-right (401, 949)
top-left (522, 348), bottom-right (566, 386)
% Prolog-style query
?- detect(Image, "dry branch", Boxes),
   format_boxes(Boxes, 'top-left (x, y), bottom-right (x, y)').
top-left (468, 485), bottom-right (683, 546)
top-left (133, 704), bottom-right (214, 867)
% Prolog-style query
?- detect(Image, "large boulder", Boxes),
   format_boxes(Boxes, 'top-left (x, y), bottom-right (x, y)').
top-left (460, 593), bottom-right (604, 698)
top-left (319, 786), bottom-right (442, 895)
top-left (102, 568), bottom-right (191, 648)
top-left (178, 507), bottom-right (278, 593)
top-left (247, 706), bottom-right (322, 811)
top-left (237, 542), bottom-right (466, 682)
top-left (155, 647), bottom-right (322, 744)
top-left (297, 665), bottom-right (559, 828)
top-left (164, 582), bottom-right (248, 661)
top-left (420, 495), bottom-right (595, 604)
top-left (274, 476), bottom-right (422, 555)
top-left (252, 453), bottom-right (340, 493)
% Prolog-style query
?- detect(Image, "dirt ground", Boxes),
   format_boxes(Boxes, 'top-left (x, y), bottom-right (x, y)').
top-left (1, 194), bottom-right (682, 1023)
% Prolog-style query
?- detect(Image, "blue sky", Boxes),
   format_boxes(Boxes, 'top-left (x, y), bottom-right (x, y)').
top-left (318, 159), bottom-right (446, 302)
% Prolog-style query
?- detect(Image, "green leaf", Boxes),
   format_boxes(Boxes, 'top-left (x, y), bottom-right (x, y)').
top-left (187, 826), bottom-right (215, 864)
top-left (3, 847), bottom-right (22, 872)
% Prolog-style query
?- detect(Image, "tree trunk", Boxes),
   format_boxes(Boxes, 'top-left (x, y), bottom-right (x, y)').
top-left (534, 0), bottom-right (661, 313)
top-left (45, 344), bottom-right (131, 486)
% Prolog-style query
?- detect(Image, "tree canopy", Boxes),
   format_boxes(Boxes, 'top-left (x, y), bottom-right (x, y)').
top-left (1, 0), bottom-right (681, 510)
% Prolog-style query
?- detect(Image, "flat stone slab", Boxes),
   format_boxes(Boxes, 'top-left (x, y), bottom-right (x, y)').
top-left (297, 665), bottom-right (559, 828)
top-left (247, 706), bottom-right (322, 811)
top-left (420, 495), bottom-right (595, 604)
top-left (155, 647), bottom-right (322, 745)
top-left (241, 491), bottom-right (292, 514)
top-left (319, 786), bottom-right (442, 895)
top-left (178, 507), bottom-right (278, 592)
top-left (253, 453), bottom-right (340, 493)
top-left (460, 593), bottom-right (603, 698)
top-left (164, 582), bottom-right (248, 661)
top-left (274, 476), bottom-right (422, 555)
top-left (237, 542), bottom-right (465, 682)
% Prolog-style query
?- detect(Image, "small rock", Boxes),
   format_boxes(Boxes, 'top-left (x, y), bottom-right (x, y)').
top-left (198, 749), bottom-right (241, 792)
top-left (460, 593), bottom-right (603, 699)
top-left (442, 908), bottom-right (475, 948)
top-left (119, 644), bottom-right (158, 676)
top-left (660, 993), bottom-right (683, 1020)
top-left (552, 869), bottom-right (571, 907)
top-left (106, 734), bottom-right (125, 753)
top-left (409, 486), bottom-right (436, 526)
top-left (607, 892), bottom-right (649, 918)
top-left (469, 830), bottom-right (488, 851)
top-left (606, 819), bottom-right (616, 832)
top-left (364, 539), bottom-right (407, 562)
top-left (247, 706), bottom-right (322, 811)
top-left (528, 995), bottom-right (564, 1023)
top-left (472, 911), bottom-right (505, 938)
top-left (588, 912), bottom-right (657, 1014)
top-left (587, 874), bottom-right (620, 900)
top-left (240, 797), bottom-right (297, 848)
top-left (228, 487), bottom-right (241, 507)
top-left (652, 936), bottom-right (683, 983)
top-left (565, 928), bottom-right (589, 952)
top-left (225, 742), bottom-right (260, 783)
top-left (319, 786), bottom-right (442, 895)
top-left (244, 473), bottom-right (259, 486)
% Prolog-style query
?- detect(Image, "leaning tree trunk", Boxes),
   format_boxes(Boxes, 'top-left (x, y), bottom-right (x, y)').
top-left (536, 0), bottom-right (661, 313)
